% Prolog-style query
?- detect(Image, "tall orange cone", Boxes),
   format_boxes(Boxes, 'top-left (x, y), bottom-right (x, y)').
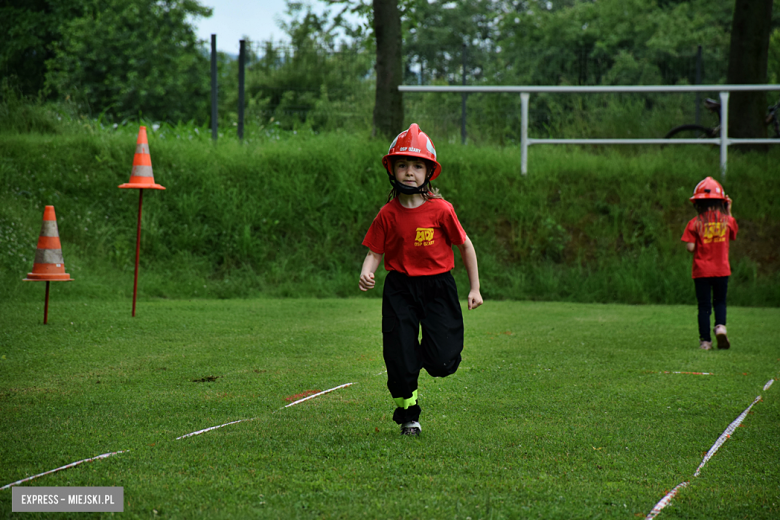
top-left (119, 126), bottom-right (165, 317)
top-left (119, 126), bottom-right (166, 190)
top-left (23, 205), bottom-right (72, 325)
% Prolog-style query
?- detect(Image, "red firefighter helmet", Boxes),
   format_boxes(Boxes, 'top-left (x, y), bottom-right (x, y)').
top-left (690, 176), bottom-right (726, 202)
top-left (382, 123), bottom-right (442, 181)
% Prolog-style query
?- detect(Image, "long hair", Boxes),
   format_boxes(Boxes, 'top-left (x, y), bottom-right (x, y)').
top-left (692, 199), bottom-right (728, 234)
top-left (386, 158), bottom-right (443, 203)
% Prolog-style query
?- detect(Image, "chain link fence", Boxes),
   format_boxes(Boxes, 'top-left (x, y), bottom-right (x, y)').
top-left (228, 42), bottom-right (730, 144)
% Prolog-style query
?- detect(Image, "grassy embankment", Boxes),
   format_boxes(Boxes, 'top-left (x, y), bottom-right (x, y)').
top-left (0, 298), bottom-right (778, 518)
top-left (1, 113), bottom-right (778, 306)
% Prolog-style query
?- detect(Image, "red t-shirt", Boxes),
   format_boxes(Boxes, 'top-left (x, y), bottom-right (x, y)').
top-left (681, 214), bottom-right (738, 278)
top-left (362, 198), bottom-right (467, 276)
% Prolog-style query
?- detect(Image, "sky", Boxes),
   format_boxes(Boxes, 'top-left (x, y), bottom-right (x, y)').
top-left (193, 0), bottom-right (291, 54)
top-left (192, 0), bottom-right (360, 54)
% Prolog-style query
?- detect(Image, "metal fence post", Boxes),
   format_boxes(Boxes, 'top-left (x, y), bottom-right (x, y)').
top-left (695, 45), bottom-right (702, 126)
top-left (210, 34), bottom-right (218, 142)
top-left (719, 91), bottom-right (729, 179)
top-left (461, 43), bottom-right (467, 145)
top-left (238, 40), bottom-right (245, 141)
top-left (521, 92), bottom-right (529, 175)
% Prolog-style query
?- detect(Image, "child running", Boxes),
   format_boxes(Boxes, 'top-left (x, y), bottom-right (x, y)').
top-left (359, 123), bottom-right (483, 436)
top-left (681, 176), bottom-right (738, 350)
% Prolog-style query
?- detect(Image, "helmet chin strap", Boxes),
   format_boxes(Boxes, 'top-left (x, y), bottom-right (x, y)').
top-left (389, 176), bottom-right (430, 195)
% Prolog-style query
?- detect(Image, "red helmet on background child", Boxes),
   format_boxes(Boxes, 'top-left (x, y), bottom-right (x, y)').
top-left (382, 123), bottom-right (442, 181)
top-left (690, 177), bottom-right (726, 202)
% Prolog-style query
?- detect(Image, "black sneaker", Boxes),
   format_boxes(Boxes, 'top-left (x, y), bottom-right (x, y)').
top-left (400, 421), bottom-right (421, 436)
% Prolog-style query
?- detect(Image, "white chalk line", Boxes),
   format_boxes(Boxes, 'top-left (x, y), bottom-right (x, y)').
top-left (283, 382), bottom-right (355, 408)
top-left (693, 395), bottom-right (762, 477)
top-left (179, 382), bottom-right (357, 433)
top-left (645, 378), bottom-right (774, 519)
top-left (662, 371), bottom-right (714, 375)
top-left (1, 382), bottom-right (356, 489)
top-left (176, 418), bottom-right (257, 440)
top-left (645, 481), bottom-right (689, 520)
top-left (0, 450), bottom-right (127, 490)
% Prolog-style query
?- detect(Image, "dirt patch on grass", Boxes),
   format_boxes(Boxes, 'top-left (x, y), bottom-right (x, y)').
top-left (284, 390), bottom-right (321, 402)
top-left (192, 375), bottom-right (220, 383)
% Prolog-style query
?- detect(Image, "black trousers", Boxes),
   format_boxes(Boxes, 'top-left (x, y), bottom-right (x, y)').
top-left (694, 276), bottom-right (729, 341)
top-left (382, 271), bottom-right (463, 424)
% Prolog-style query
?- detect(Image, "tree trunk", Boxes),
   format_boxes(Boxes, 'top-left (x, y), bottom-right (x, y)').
top-left (726, 0), bottom-right (773, 148)
top-left (372, 0), bottom-right (404, 139)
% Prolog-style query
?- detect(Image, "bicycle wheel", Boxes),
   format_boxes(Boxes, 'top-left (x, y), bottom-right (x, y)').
top-left (664, 124), bottom-right (715, 139)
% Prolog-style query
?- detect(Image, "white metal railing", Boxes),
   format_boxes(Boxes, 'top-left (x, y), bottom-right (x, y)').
top-left (398, 84), bottom-right (780, 176)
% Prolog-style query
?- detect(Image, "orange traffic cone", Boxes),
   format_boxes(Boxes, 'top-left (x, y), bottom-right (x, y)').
top-left (24, 206), bottom-right (73, 282)
top-left (23, 205), bottom-right (72, 325)
top-left (119, 126), bottom-right (165, 317)
top-left (118, 126), bottom-right (166, 190)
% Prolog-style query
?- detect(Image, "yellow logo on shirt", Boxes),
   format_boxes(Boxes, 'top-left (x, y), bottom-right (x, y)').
top-left (702, 222), bottom-right (727, 244)
top-left (414, 228), bottom-right (434, 246)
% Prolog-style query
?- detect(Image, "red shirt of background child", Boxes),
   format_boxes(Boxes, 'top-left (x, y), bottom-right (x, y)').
top-left (681, 206), bottom-right (738, 278)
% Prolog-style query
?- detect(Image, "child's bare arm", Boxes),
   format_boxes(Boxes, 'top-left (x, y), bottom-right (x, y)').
top-left (456, 236), bottom-right (483, 310)
top-left (685, 242), bottom-right (695, 253)
top-left (359, 250), bottom-right (383, 291)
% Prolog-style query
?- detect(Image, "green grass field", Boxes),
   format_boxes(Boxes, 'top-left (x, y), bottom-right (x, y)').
top-left (1, 297), bottom-right (779, 519)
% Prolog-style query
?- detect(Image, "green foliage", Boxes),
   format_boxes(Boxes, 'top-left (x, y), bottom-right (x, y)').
top-left (232, 43), bottom-right (374, 132)
top-left (769, 29), bottom-right (780, 84)
top-left (400, 0), bottom-right (495, 84)
top-left (299, 0), bottom-right (780, 143)
top-left (1, 299), bottom-right (779, 518)
top-left (399, 0), bottom-right (738, 143)
top-left (5, 0), bottom-right (780, 136)
top-left (214, 3), bottom-right (374, 133)
top-left (0, 79), bottom-right (79, 135)
top-left (1, 0), bottom-right (212, 124)
top-left (0, 121), bottom-right (778, 306)
top-left (43, 0), bottom-right (211, 123)
top-left (0, 0), bottom-right (86, 97)
top-left (395, 0), bottom-right (740, 86)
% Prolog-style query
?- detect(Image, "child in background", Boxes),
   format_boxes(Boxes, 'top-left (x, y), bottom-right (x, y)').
top-left (681, 176), bottom-right (738, 350)
top-left (359, 123), bottom-right (483, 436)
